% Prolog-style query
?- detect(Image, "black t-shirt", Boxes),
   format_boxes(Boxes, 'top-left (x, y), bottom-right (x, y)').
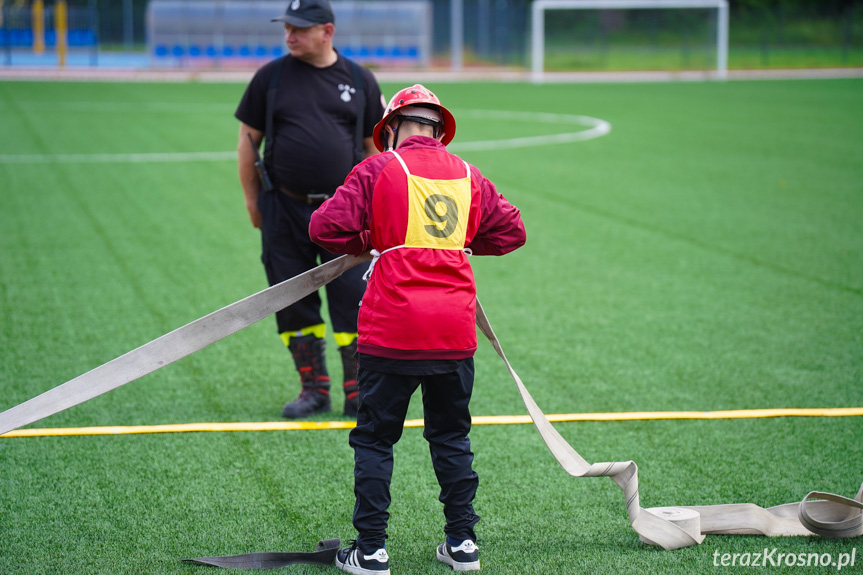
top-left (235, 54), bottom-right (384, 193)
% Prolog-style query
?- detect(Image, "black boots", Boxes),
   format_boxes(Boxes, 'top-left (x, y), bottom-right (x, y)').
top-left (282, 334), bottom-right (331, 418)
top-left (340, 341), bottom-right (359, 417)
top-left (282, 335), bottom-right (360, 418)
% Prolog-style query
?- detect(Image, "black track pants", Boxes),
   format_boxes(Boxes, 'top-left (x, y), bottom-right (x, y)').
top-left (350, 360), bottom-right (480, 553)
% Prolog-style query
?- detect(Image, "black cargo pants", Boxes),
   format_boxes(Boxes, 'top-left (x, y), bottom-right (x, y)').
top-left (258, 189), bottom-right (365, 334)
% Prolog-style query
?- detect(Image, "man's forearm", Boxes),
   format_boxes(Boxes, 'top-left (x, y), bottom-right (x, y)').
top-left (239, 157), bottom-right (261, 204)
top-left (238, 124), bottom-right (266, 200)
top-left (238, 135), bottom-right (262, 202)
top-left (237, 130), bottom-right (264, 228)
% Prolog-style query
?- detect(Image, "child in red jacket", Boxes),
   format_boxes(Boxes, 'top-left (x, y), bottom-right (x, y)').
top-left (310, 84), bottom-right (526, 575)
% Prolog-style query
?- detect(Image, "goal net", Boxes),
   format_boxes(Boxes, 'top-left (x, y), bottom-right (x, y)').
top-left (531, 0), bottom-right (729, 81)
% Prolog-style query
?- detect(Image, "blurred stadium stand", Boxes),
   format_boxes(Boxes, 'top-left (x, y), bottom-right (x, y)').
top-left (0, 0), bottom-right (859, 72)
top-left (146, 0), bottom-right (431, 68)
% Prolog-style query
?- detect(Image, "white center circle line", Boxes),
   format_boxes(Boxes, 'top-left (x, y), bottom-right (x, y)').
top-left (0, 110), bottom-right (611, 163)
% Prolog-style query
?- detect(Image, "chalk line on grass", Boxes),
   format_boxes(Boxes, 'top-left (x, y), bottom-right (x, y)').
top-left (0, 111), bottom-right (610, 164)
top-left (0, 151), bottom-right (237, 164)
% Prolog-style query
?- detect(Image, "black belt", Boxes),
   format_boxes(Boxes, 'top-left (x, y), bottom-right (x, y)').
top-left (279, 186), bottom-right (331, 204)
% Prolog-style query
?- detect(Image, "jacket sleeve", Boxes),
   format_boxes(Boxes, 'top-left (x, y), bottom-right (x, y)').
top-left (309, 157), bottom-right (379, 256)
top-left (467, 170), bottom-right (526, 256)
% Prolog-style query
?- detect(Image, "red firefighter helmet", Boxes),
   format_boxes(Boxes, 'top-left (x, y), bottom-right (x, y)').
top-left (372, 84), bottom-right (456, 152)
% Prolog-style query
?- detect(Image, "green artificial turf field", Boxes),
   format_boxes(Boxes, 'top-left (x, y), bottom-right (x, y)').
top-left (1, 77), bottom-right (861, 574)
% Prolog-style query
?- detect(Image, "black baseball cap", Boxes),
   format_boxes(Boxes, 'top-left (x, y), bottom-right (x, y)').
top-left (271, 0), bottom-right (335, 27)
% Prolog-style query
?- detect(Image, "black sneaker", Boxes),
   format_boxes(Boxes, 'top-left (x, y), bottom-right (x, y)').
top-left (436, 540), bottom-right (480, 571)
top-left (335, 544), bottom-right (390, 575)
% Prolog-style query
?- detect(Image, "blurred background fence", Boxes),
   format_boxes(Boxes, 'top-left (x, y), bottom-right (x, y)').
top-left (0, 0), bottom-right (860, 70)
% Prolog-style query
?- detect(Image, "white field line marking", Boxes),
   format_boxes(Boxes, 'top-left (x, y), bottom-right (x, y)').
top-left (449, 110), bottom-right (611, 151)
top-left (0, 101), bottom-right (233, 112)
top-left (0, 151), bottom-right (237, 164)
top-left (0, 110), bottom-right (611, 164)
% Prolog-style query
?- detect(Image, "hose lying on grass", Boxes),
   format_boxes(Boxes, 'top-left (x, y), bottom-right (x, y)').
top-left (475, 299), bottom-right (863, 551)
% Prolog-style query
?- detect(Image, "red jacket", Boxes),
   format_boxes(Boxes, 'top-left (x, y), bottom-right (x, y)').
top-left (309, 136), bottom-right (526, 360)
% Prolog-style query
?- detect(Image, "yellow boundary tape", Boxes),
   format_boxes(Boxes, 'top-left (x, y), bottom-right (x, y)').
top-left (2, 407), bottom-right (861, 438)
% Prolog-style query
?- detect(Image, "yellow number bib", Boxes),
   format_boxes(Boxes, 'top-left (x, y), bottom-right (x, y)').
top-left (392, 151), bottom-right (472, 251)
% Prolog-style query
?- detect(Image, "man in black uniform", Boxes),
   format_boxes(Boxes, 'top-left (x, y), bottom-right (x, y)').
top-left (235, 0), bottom-right (385, 419)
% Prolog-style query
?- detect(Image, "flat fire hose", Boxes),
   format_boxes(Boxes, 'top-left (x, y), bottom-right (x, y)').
top-left (474, 299), bottom-right (863, 550)
top-left (0, 253), bottom-right (371, 437)
top-left (181, 539), bottom-right (340, 569)
top-left (0, 255), bottom-right (860, 561)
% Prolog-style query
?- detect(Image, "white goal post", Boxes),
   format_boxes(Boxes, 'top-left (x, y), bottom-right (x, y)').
top-left (530, 0), bottom-right (729, 82)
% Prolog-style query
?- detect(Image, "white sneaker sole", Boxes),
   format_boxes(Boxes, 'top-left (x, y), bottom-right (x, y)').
top-left (436, 547), bottom-right (480, 571)
top-left (335, 555), bottom-right (391, 575)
